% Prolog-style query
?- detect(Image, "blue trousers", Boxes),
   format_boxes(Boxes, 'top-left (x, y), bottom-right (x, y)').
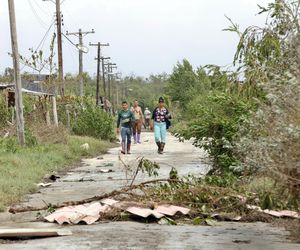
top-left (154, 122), bottom-right (167, 143)
top-left (121, 127), bottom-right (132, 145)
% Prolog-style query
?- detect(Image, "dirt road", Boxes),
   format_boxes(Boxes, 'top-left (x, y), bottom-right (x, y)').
top-left (0, 132), bottom-right (298, 250)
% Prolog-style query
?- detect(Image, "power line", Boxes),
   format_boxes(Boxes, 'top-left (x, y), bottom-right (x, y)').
top-left (32, 0), bottom-right (52, 17)
top-left (20, 21), bottom-right (55, 72)
top-left (34, 20), bottom-right (55, 52)
top-left (62, 33), bottom-right (77, 47)
top-left (27, 0), bottom-right (49, 29)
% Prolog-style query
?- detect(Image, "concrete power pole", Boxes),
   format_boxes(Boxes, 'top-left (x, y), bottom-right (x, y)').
top-left (55, 0), bottom-right (64, 97)
top-left (89, 42), bottom-right (109, 106)
top-left (8, 0), bottom-right (25, 145)
top-left (66, 29), bottom-right (95, 96)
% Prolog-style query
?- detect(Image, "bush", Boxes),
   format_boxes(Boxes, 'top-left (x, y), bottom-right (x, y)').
top-left (0, 94), bottom-right (10, 127)
top-left (71, 98), bottom-right (115, 141)
top-left (236, 65), bottom-right (300, 208)
top-left (172, 78), bottom-right (256, 173)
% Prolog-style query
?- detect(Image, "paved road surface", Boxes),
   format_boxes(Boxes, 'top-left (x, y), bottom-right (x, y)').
top-left (0, 132), bottom-right (298, 250)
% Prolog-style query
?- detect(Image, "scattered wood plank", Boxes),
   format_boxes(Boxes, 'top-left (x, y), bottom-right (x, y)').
top-left (0, 228), bottom-right (72, 238)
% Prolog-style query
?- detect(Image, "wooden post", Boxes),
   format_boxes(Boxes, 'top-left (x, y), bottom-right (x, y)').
top-left (46, 111), bottom-right (51, 126)
top-left (90, 43), bottom-right (109, 107)
top-left (56, 0), bottom-right (64, 97)
top-left (51, 96), bottom-right (58, 127)
top-left (96, 42), bottom-right (101, 105)
top-left (66, 109), bottom-right (70, 130)
top-left (8, 0), bottom-right (25, 145)
top-left (78, 29), bottom-right (83, 96)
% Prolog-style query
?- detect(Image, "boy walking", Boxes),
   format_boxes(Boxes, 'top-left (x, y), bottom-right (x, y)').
top-left (117, 101), bottom-right (135, 154)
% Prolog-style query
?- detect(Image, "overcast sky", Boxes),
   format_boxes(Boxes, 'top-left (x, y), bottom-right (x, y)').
top-left (0, 0), bottom-right (270, 77)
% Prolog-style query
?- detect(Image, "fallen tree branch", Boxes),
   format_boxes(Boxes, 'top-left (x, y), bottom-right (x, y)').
top-left (8, 178), bottom-right (184, 214)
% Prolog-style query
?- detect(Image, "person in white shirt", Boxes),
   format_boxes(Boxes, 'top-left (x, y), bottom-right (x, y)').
top-left (144, 107), bottom-right (151, 129)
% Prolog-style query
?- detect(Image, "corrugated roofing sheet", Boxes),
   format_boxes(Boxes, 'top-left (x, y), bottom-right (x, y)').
top-left (45, 199), bottom-right (191, 225)
top-left (45, 202), bottom-right (109, 225)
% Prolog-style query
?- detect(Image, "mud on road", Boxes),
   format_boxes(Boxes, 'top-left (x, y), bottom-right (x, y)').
top-left (0, 132), bottom-right (298, 250)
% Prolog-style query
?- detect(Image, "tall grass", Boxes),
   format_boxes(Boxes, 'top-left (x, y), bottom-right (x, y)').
top-left (0, 135), bottom-right (115, 211)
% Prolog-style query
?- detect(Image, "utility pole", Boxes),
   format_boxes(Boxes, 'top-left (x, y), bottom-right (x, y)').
top-left (8, 0), bottom-right (25, 145)
top-left (55, 0), bottom-right (64, 97)
top-left (42, 0), bottom-right (64, 96)
top-left (100, 57), bottom-right (110, 111)
top-left (66, 29), bottom-right (95, 96)
top-left (105, 63), bottom-right (117, 102)
top-left (89, 42), bottom-right (109, 106)
top-left (100, 57), bottom-right (110, 96)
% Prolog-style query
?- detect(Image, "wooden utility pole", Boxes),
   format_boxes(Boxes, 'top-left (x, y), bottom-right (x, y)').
top-left (105, 63), bottom-right (117, 102)
top-left (100, 57), bottom-right (110, 96)
top-left (89, 42), bottom-right (109, 106)
top-left (8, 0), bottom-right (25, 146)
top-left (100, 57), bottom-right (110, 110)
top-left (55, 0), bottom-right (64, 97)
top-left (66, 29), bottom-right (95, 96)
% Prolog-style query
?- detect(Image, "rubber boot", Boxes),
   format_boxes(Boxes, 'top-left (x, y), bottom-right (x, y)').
top-left (127, 143), bottom-right (131, 154)
top-left (133, 134), bottom-right (137, 144)
top-left (156, 141), bottom-right (162, 154)
top-left (160, 143), bottom-right (165, 154)
top-left (137, 134), bottom-right (141, 144)
top-left (121, 142), bottom-right (126, 154)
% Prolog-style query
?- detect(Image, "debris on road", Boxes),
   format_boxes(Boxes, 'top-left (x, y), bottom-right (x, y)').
top-left (0, 228), bottom-right (72, 238)
top-left (80, 143), bottom-right (90, 150)
top-left (48, 174), bottom-right (60, 181)
top-left (246, 205), bottom-right (300, 219)
top-left (155, 205), bottom-right (190, 217)
top-left (99, 169), bottom-right (114, 173)
top-left (36, 183), bottom-right (52, 188)
top-left (44, 198), bottom-right (191, 225)
top-left (45, 202), bottom-right (108, 225)
top-left (96, 163), bottom-right (114, 167)
top-left (126, 207), bottom-right (165, 219)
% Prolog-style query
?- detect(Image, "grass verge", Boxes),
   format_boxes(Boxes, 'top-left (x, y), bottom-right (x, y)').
top-left (0, 135), bottom-right (116, 211)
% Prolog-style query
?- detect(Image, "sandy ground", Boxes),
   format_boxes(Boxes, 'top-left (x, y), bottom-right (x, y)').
top-left (0, 132), bottom-right (298, 250)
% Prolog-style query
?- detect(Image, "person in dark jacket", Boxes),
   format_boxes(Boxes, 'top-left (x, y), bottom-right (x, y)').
top-left (150, 97), bottom-right (171, 154)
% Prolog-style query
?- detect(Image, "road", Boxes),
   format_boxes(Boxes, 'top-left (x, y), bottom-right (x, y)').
top-left (0, 132), bottom-right (298, 250)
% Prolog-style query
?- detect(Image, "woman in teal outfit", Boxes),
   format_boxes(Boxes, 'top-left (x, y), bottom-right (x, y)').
top-left (150, 97), bottom-right (171, 154)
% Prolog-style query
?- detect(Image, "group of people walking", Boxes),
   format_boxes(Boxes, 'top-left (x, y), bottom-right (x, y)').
top-left (116, 97), bottom-right (171, 155)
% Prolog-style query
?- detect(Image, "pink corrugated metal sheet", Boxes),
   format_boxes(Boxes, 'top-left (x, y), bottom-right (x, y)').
top-left (45, 202), bottom-right (109, 225)
top-left (126, 207), bottom-right (165, 219)
top-left (45, 199), bottom-right (191, 224)
top-left (247, 205), bottom-right (300, 219)
top-left (155, 205), bottom-right (190, 216)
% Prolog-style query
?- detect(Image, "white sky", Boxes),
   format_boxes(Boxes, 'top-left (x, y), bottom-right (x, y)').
top-left (0, 0), bottom-right (270, 77)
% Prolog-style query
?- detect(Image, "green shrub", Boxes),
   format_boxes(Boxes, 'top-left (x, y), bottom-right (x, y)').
top-left (173, 89), bottom-right (256, 173)
top-left (0, 94), bottom-right (10, 127)
top-left (71, 98), bottom-right (115, 141)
